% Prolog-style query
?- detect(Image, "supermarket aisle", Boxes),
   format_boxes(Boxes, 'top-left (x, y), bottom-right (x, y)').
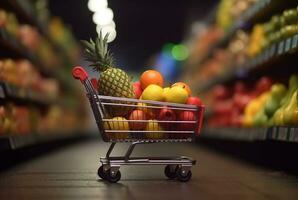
top-left (0, 139), bottom-right (298, 200)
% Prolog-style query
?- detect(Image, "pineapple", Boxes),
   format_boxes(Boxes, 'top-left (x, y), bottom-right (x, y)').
top-left (82, 32), bottom-right (135, 117)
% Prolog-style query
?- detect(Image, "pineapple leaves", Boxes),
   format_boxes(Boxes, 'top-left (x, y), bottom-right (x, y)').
top-left (81, 31), bottom-right (114, 72)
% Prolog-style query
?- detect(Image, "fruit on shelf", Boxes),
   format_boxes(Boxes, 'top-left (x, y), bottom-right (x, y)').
top-left (283, 9), bottom-right (298, 25)
top-left (242, 91), bottom-right (270, 127)
top-left (145, 120), bottom-right (164, 139)
top-left (140, 70), bottom-right (164, 90)
top-left (283, 90), bottom-right (298, 125)
top-left (141, 84), bottom-right (164, 101)
top-left (172, 82), bottom-right (191, 96)
top-left (247, 24), bottom-right (265, 58)
top-left (82, 32), bottom-right (135, 116)
top-left (264, 84), bottom-right (287, 118)
top-left (133, 81), bottom-right (143, 99)
top-left (164, 86), bottom-right (188, 104)
top-left (255, 77), bottom-right (273, 96)
top-left (273, 75), bottom-right (298, 125)
top-left (128, 110), bottom-right (147, 130)
top-left (103, 117), bottom-right (129, 139)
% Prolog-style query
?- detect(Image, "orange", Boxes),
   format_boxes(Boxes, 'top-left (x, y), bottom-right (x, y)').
top-left (140, 70), bottom-right (164, 90)
top-left (172, 82), bottom-right (191, 96)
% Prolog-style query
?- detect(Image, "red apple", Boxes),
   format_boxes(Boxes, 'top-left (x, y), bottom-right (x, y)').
top-left (158, 107), bottom-right (176, 130)
top-left (133, 82), bottom-right (143, 99)
top-left (178, 111), bottom-right (196, 131)
top-left (186, 96), bottom-right (202, 107)
top-left (255, 76), bottom-right (273, 95)
top-left (128, 110), bottom-right (147, 130)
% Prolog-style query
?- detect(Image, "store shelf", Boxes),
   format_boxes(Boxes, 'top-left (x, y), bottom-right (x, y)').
top-left (202, 126), bottom-right (298, 143)
top-left (0, 132), bottom-right (85, 152)
top-left (196, 33), bottom-right (298, 92)
top-left (3, 0), bottom-right (48, 37)
top-left (0, 82), bottom-right (57, 106)
top-left (190, 0), bottom-right (272, 70)
top-left (0, 27), bottom-right (73, 91)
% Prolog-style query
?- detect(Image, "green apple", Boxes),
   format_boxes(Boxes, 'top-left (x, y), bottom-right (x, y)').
top-left (165, 86), bottom-right (188, 104)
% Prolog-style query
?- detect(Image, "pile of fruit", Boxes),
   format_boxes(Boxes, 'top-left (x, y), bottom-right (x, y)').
top-left (191, 6), bottom-right (298, 86)
top-left (82, 33), bottom-right (203, 140)
top-left (208, 75), bottom-right (298, 127)
top-left (248, 7), bottom-right (298, 57)
top-left (0, 104), bottom-right (81, 135)
top-left (0, 59), bottom-right (59, 98)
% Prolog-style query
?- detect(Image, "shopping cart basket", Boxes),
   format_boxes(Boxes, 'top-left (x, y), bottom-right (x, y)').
top-left (72, 66), bottom-right (205, 183)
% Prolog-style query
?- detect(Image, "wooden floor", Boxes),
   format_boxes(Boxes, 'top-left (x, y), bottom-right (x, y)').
top-left (0, 139), bottom-right (298, 200)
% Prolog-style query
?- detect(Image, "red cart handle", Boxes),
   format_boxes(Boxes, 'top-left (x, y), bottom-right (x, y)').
top-left (72, 66), bottom-right (88, 81)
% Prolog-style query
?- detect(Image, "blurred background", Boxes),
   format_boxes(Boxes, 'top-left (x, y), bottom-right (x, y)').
top-left (1, 0), bottom-right (298, 199)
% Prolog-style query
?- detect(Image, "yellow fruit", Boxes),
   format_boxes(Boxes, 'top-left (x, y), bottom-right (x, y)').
top-left (165, 86), bottom-right (188, 104)
top-left (141, 84), bottom-right (164, 101)
top-left (162, 87), bottom-right (170, 100)
top-left (104, 117), bottom-right (129, 139)
top-left (145, 120), bottom-right (164, 139)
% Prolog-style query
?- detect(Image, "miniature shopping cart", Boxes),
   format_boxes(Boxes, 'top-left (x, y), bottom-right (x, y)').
top-left (72, 66), bottom-right (205, 183)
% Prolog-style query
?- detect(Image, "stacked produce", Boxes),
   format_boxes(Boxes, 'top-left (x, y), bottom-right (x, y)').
top-left (82, 33), bottom-right (203, 139)
top-left (0, 104), bottom-right (80, 135)
top-left (0, 59), bottom-right (59, 98)
top-left (207, 75), bottom-right (298, 127)
top-left (0, 9), bottom-right (59, 67)
top-left (217, 0), bottom-right (257, 31)
top-left (192, 6), bottom-right (298, 86)
top-left (0, 1), bottom-right (89, 138)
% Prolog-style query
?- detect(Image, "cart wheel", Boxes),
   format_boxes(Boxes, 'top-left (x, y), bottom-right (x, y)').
top-left (97, 166), bottom-right (107, 180)
top-left (176, 168), bottom-right (192, 182)
top-left (164, 165), bottom-right (178, 179)
top-left (106, 169), bottom-right (121, 183)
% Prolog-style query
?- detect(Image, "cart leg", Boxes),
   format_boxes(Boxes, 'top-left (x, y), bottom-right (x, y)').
top-left (124, 142), bottom-right (139, 162)
top-left (106, 142), bottom-right (116, 159)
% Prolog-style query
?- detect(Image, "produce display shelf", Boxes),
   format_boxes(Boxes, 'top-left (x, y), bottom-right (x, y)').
top-left (0, 82), bottom-right (57, 106)
top-left (0, 27), bottom-right (72, 91)
top-left (190, 0), bottom-right (272, 70)
top-left (202, 126), bottom-right (298, 143)
top-left (3, 0), bottom-right (48, 38)
top-left (196, 33), bottom-right (298, 92)
top-left (0, 132), bottom-right (85, 152)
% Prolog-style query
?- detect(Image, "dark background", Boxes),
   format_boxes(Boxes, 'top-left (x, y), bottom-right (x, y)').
top-left (49, 0), bottom-right (217, 71)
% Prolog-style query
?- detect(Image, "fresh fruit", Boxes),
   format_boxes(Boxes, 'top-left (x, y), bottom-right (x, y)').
top-left (273, 75), bottom-right (298, 125)
top-left (172, 82), bottom-right (191, 96)
top-left (264, 84), bottom-right (287, 117)
top-left (140, 70), bottom-right (164, 89)
top-left (145, 120), bottom-right (164, 139)
top-left (103, 117), bottom-right (129, 139)
top-left (133, 81), bottom-right (142, 99)
top-left (178, 111), bottom-right (196, 131)
top-left (186, 96), bottom-right (202, 107)
top-left (82, 32), bottom-right (134, 116)
top-left (141, 84), bottom-right (164, 101)
top-left (255, 77), bottom-right (273, 95)
top-left (283, 90), bottom-right (298, 125)
top-left (162, 87), bottom-right (170, 100)
top-left (128, 110), bottom-right (147, 130)
top-left (137, 102), bottom-right (156, 119)
top-left (158, 107), bottom-right (176, 130)
top-left (164, 86), bottom-right (188, 104)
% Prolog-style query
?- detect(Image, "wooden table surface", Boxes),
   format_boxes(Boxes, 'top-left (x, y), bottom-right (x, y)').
top-left (0, 139), bottom-right (298, 200)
